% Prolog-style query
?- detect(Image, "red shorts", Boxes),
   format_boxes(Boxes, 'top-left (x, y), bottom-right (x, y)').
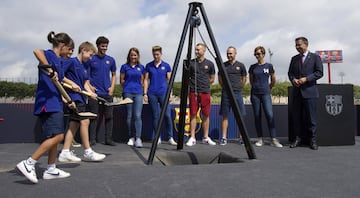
top-left (189, 92), bottom-right (211, 116)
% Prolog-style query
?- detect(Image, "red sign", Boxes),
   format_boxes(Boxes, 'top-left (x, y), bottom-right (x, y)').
top-left (315, 50), bottom-right (343, 63)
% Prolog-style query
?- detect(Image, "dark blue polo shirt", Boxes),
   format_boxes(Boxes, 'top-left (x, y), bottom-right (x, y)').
top-left (189, 58), bottom-right (215, 93)
top-left (145, 60), bottom-right (171, 95)
top-left (219, 60), bottom-right (247, 92)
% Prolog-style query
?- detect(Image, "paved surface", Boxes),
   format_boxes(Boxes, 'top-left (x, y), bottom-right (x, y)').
top-left (1, 137), bottom-right (359, 198)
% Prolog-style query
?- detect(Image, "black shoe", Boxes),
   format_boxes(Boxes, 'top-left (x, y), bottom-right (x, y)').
top-left (310, 142), bottom-right (318, 150)
top-left (105, 140), bottom-right (116, 146)
top-left (290, 139), bottom-right (301, 148)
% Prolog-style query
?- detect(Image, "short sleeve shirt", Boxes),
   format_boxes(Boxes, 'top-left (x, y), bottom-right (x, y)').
top-left (63, 57), bottom-right (88, 103)
top-left (219, 61), bottom-right (247, 92)
top-left (145, 60), bottom-right (171, 95)
top-left (248, 63), bottom-right (274, 95)
top-left (189, 58), bottom-right (215, 93)
top-left (85, 54), bottom-right (116, 95)
top-left (34, 49), bottom-right (64, 115)
top-left (120, 63), bottom-right (146, 94)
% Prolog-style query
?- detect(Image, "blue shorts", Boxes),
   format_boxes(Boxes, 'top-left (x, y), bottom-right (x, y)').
top-left (39, 112), bottom-right (64, 138)
top-left (219, 91), bottom-right (246, 116)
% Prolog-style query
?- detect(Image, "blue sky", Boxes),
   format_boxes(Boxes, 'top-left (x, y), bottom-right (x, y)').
top-left (0, 0), bottom-right (359, 85)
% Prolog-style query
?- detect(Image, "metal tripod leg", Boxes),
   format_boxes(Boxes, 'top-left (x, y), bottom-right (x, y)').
top-left (147, 2), bottom-right (256, 165)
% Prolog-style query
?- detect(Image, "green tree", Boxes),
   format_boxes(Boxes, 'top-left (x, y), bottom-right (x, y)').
top-left (171, 81), bottom-right (182, 97)
top-left (242, 83), bottom-right (251, 97)
top-left (0, 81), bottom-right (37, 101)
top-left (271, 81), bottom-right (291, 103)
top-left (113, 84), bottom-right (123, 98)
top-left (210, 84), bottom-right (222, 98)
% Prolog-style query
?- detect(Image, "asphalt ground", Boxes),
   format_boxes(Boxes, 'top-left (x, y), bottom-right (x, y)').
top-left (1, 137), bottom-right (359, 198)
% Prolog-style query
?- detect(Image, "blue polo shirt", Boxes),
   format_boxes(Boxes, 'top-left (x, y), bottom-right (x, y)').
top-left (34, 49), bottom-right (64, 115)
top-left (63, 57), bottom-right (88, 103)
top-left (145, 60), bottom-right (171, 95)
top-left (120, 63), bottom-right (145, 94)
top-left (85, 54), bottom-right (116, 95)
top-left (248, 63), bottom-right (274, 95)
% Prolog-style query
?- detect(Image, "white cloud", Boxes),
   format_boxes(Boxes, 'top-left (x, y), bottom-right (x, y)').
top-left (0, 0), bottom-right (359, 85)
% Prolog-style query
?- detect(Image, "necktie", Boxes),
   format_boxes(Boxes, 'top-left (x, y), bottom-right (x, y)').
top-left (300, 54), bottom-right (304, 66)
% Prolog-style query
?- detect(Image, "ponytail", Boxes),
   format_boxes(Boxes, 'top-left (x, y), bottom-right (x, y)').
top-left (46, 31), bottom-right (72, 47)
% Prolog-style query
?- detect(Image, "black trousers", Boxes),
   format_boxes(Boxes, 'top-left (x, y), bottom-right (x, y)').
top-left (87, 95), bottom-right (114, 142)
top-left (292, 94), bottom-right (318, 144)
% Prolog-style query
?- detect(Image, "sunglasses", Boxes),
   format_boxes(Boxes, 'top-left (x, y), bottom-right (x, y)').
top-left (254, 53), bottom-right (263, 56)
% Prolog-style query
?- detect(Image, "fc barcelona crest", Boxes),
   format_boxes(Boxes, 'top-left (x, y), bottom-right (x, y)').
top-left (173, 107), bottom-right (202, 136)
top-left (325, 95), bottom-right (343, 116)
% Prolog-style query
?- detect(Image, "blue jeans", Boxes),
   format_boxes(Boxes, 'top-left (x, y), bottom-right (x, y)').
top-left (250, 93), bottom-right (277, 138)
top-left (148, 94), bottom-right (174, 140)
top-left (123, 93), bottom-right (143, 138)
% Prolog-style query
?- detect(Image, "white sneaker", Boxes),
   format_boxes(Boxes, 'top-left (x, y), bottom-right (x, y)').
top-left (83, 151), bottom-right (106, 162)
top-left (255, 138), bottom-right (264, 147)
top-left (16, 160), bottom-right (38, 184)
top-left (186, 137), bottom-right (196, 146)
top-left (58, 150), bottom-right (81, 162)
top-left (202, 137), bottom-right (216, 145)
top-left (157, 138), bottom-right (162, 145)
top-left (135, 138), bottom-right (143, 148)
top-left (168, 137), bottom-right (177, 146)
top-left (43, 168), bottom-right (70, 180)
top-left (271, 138), bottom-right (283, 148)
top-left (127, 138), bottom-right (135, 146)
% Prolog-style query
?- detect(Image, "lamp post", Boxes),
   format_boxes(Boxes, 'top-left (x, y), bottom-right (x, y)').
top-left (268, 48), bottom-right (273, 63)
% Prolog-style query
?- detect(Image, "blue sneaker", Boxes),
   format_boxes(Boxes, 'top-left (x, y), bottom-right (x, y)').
top-left (220, 138), bottom-right (227, 146)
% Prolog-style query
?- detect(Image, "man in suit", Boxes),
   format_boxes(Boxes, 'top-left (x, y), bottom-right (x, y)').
top-left (288, 36), bottom-right (323, 150)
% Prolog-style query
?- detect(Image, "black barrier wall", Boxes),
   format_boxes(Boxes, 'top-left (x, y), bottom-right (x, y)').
top-left (1, 104), bottom-right (289, 143)
top-left (288, 84), bottom-right (356, 146)
top-left (0, 98), bottom-right (358, 144)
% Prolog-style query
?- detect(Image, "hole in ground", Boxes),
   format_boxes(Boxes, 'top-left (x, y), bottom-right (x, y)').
top-left (155, 151), bottom-right (245, 166)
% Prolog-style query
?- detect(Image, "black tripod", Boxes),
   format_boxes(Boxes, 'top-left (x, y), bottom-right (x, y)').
top-left (147, 2), bottom-right (256, 165)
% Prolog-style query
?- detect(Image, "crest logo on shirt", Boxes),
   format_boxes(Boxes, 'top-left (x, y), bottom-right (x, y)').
top-left (325, 95), bottom-right (343, 116)
top-left (106, 60), bottom-right (110, 65)
top-left (137, 67), bottom-right (141, 71)
top-left (263, 68), bottom-right (269, 74)
top-left (174, 107), bottom-right (202, 137)
top-left (236, 66), bottom-right (240, 70)
top-left (204, 65), bottom-right (209, 70)
top-left (161, 66), bottom-right (165, 70)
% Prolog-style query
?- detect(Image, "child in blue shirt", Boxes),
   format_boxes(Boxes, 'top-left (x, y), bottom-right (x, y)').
top-left (16, 31), bottom-right (74, 184)
top-left (58, 41), bottom-right (106, 162)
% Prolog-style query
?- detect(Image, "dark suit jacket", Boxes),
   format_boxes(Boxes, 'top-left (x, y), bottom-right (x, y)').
top-left (288, 52), bottom-right (323, 98)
